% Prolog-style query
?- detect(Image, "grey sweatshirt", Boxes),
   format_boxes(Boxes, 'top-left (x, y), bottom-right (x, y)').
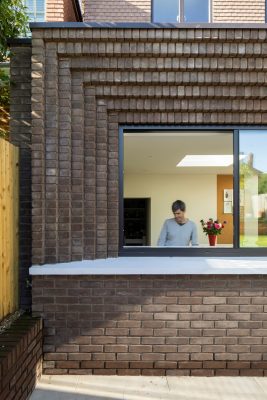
top-left (157, 218), bottom-right (198, 246)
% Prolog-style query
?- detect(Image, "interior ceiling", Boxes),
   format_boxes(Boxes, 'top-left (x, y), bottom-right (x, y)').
top-left (124, 131), bottom-right (233, 175)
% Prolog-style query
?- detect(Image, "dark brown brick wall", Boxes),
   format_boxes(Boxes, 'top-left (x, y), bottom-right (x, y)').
top-left (10, 43), bottom-right (32, 309)
top-left (30, 26), bottom-right (267, 264)
top-left (0, 315), bottom-right (42, 400)
top-left (33, 275), bottom-right (267, 376)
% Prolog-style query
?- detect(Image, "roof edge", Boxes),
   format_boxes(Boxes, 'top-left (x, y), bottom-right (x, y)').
top-left (29, 21), bottom-right (267, 29)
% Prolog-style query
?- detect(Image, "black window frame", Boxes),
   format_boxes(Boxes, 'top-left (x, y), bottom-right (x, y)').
top-left (151, 0), bottom-right (212, 24)
top-left (119, 125), bottom-right (267, 257)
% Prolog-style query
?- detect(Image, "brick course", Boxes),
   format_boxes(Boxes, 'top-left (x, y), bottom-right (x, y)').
top-left (32, 275), bottom-right (267, 375)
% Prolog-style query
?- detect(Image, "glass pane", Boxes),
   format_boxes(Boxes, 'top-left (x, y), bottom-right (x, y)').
top-left (153, 0), bottom-right (179, 23)
top-left (25, 0), bottom-right (34, 9)
top-left (240, 130), bottom-right (267, 247)
top-left (123, 130), bottom-right (233, 248)
top-left (25, 0), bottom-right (45, 21)
top-left (184, 0), bottom-right (209, 22)
top-left (36, 0), bottom-right (45, 12)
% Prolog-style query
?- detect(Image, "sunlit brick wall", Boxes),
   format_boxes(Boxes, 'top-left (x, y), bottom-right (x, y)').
top-left (84, 0), bottom-right (151, 22)
top-left (212, 0), bottom-right (265, 23)
top-left (46, 0), bottom-right (79, 22)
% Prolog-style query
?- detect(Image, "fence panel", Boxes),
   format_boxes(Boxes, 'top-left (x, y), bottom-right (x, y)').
top-left (0, 138), bottom-right (19, 321)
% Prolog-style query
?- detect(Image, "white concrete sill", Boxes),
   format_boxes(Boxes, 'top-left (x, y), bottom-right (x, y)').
top-left (29, 257), bottom-right (267, 275)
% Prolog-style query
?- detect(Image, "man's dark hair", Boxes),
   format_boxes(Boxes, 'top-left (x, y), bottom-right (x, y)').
top-left (172, 200), bottom-right (186, 213)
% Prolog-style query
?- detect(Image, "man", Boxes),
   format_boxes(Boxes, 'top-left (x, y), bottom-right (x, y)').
top-left (157, 200), bottom-right (198, 246)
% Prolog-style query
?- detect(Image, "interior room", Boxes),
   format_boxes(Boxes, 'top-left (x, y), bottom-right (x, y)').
top-left (123, 130), bottom-right (234, 247)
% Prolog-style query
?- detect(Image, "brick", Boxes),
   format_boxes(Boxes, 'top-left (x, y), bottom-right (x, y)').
top-left (191, 369), bottom-right (214, 376)
top-left (142, 353), bottom-right (166, 361)
top-left (117, 353), bottom-right (141, 361)
top-left (117, 369), bottom-right (141, 375)
top-left (215, 353), bottom-right (238, 361)
top-left (203, 361), bottom-right (226, 369)
top-left (105, 361), bottom-right (129, 369)
top-left (56, 361), bottom-right (80, 368)
top-left (154, 361), bottom-right (177, 369)
top-left (130, 361), bottom-right (153, 369)
top-left (154, 313), bottom-right (177, 321)
top-left (166, 353), bottom-right (189, 361)
top-left (129, 345), bottom-right (152, 353)
top-left (80, 361), bottom-right (104, 368)
top-left (104, 345), bottom-right (128, 353)
top-left (191, 353), bottom-right (214, 361)
top-left (203, 297), bottom-right (226, 305)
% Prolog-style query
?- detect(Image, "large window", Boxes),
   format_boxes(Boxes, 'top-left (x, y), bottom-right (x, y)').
top-left (120, 127), bottom-right (267, 256)
top-left (240, 131), bottom-right (267, 247)
top-left (25, 0), bottom-right (45, 22)
top-left (153, 0), bottom-right (210, 23)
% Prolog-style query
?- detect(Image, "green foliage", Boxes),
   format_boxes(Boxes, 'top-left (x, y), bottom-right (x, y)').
top-left (0, 69), bottom-right (10, 140)
top-left (259, 173), bottom-right (267, 195)
top-left (0, 0), bottom-right (29, 61)
top-left (0, 69), bottom-right (10, 107)
top-left (0, 130), bottom-right (9, 140)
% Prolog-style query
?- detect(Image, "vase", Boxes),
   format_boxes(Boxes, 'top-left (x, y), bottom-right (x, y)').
top-left (208, 234), bottom-right (217, 246)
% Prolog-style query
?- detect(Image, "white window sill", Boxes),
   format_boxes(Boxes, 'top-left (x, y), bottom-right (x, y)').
top-left (29, 257), bottom-right (267, 275)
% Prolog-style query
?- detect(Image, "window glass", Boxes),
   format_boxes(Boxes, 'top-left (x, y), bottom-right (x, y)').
top-left (25, 0), bottom-right (45, 22)
top-left (123, 130), bottom-right (233, 248)
top-left (184, 0), bottom-right (209, 22)
top-left (153, 0), bottom-right (179, 23)
top-left (239, 130), bottom-right (267, 247)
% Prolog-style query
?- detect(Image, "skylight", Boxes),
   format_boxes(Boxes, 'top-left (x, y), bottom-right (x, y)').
top-left (177, 155), bottom-right (234, 167)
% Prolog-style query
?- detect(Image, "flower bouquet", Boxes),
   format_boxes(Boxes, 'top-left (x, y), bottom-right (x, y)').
top-left (200, 218), bottom-right (226, 246)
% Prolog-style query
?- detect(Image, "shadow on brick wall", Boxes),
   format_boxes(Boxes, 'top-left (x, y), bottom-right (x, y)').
top-left (32, 274), bottom-right (267, 376)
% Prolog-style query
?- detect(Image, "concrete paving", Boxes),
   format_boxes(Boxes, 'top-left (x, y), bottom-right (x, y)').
top-left (29, 375), bottom-right (267, 400)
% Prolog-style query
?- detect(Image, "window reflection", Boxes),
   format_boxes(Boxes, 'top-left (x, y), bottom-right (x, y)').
top-left (240, 131), bottom-right (267, 247)
top-left (184, 0), bottom-right (209, 22)
top-left (153, 0), bottom-right (179, 23)
top-left (153, 0), bottom-right (210, 23)
top-left (25, 0), bottom-right (45, 22)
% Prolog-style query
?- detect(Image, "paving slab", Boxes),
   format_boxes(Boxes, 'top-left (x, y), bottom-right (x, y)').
top-left (29, 375), bottom-right (267, 400)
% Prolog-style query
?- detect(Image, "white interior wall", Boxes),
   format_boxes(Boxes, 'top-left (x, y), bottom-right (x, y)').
top-left (124, 174), bottom-right (217, 246)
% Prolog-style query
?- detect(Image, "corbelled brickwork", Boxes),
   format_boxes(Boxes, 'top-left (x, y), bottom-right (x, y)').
top-left (83, 0), bottom-right (265, 23)
top-left (32, 275), bottom-right (267, 376)
top-left (84, 0), bottom-right (151, 22)
top-left (213, 0), bottom-right (265, 23)
top-left (29, 26), bottom-right (267, 264)
top-left (0, 315), bottom-right (42, 399)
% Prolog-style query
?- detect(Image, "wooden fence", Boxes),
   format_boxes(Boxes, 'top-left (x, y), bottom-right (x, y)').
top-left (0, 138), bottom-right (19, 321)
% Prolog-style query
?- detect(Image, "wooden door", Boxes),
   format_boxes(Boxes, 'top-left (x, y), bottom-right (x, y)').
top-left (217, 175), bottom-right (233, 245)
